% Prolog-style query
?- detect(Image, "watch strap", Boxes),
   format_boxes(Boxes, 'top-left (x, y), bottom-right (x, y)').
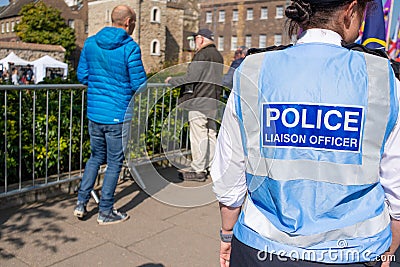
top-left (220, 229), bottom-right (233, 243)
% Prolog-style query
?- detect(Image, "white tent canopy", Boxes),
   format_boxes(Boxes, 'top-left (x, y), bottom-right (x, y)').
top-left (0, 52), bottom-right (31, 69)
top-left (32, 55), bottom-right (68, 83)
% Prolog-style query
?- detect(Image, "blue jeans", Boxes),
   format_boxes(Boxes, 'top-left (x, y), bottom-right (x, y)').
top-left (78, 120), bottom-right (126, 212)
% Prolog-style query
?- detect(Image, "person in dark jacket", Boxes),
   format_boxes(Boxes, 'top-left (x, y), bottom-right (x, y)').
top-left (75, 5), bottom-right (147, 225)
top-left (222, 46), bottom-right (248, 91)
top-left (165, 28), bottom-right (224, 182)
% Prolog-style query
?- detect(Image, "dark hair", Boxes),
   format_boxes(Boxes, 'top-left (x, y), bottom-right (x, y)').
top-left (285, 0), bottom-right (373, 37)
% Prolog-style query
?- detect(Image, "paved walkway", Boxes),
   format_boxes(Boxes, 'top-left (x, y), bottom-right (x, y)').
top-left (1, 165), bottom-right (400, 267)
top-left (0, 166), bottom-right (221, 267)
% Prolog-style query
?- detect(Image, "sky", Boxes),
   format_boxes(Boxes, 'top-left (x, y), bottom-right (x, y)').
top-left (0, 0), bottom-right (7, 7)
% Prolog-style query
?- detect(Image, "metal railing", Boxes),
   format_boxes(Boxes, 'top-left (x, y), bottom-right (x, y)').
top-left (0, 83), bottom-right (190, 199)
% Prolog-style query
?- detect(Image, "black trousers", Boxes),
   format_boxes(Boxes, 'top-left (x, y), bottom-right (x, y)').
top-left (230, 236), bottom-right (381, 267)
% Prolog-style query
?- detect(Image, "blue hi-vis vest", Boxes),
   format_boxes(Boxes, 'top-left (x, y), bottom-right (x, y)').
top-left (233, 43), bottom-right (398, 263)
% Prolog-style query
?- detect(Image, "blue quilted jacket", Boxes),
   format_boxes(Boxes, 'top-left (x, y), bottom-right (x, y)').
top-left (77, 27), bottom-right (147, 124)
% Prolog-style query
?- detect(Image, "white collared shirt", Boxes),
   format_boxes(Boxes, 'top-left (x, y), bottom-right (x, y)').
top-left (211, 28), bottom-right (400, 219)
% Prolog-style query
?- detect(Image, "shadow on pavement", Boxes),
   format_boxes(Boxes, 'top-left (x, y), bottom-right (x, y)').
top-left (0, 194), bottom-right (78, 261)
top-left (138, 264), bottom-right (165, 267)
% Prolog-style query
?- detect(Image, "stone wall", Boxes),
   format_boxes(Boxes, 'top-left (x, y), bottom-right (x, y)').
top-left (0, 41), bottom-right (65, 62)
top-left (87, 0), bottom-right (115, 36)
top-left (87, 0), bottom-right (199, 73)
top-left (87, 0), bottom-right (167, 72)
top-left (139, 0), bottom-right (168, 73)
top-left (165, 7), bottom-right (184, 68)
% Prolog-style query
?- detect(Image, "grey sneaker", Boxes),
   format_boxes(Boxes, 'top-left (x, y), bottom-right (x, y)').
top-left (97, 209), bottom-right (129, 225)
top-left (73, 202), bottom-right (87, 219)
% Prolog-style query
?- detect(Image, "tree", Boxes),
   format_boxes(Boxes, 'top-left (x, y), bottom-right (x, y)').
top-left (15, 2), bottom-right (76, 58)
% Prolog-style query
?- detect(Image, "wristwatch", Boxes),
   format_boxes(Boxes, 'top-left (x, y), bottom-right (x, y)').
top-left (220, 229), bottom-right (233, 243)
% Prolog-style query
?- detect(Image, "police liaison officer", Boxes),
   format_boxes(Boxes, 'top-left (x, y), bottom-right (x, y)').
top-left (211, 0), bottom-right (400, 266)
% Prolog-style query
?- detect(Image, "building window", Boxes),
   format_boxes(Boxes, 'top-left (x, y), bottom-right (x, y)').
top-left (274, 34), bottom-right (282, 45)
top-left (246, 8), bottom-right (253, 20)
top-left (261, 7), bottom-right (268, 19)
top-left (151, 7), bottom-right (161, 23)
top-left (218, 36), bottom-right (224, 51)
top-left (11, 21), bottom-right (15, 32)
top-left (150, 39), bottom-right (161, 55)
top-left (1, 23), bottom-right (4, 34)
top-left (106, 9), bottom-right (110, 23)
top-left (231, 36), bottom-right (237, 51)
top-left (245, 35), bottom-right (252, 48)
top-left (187, 36), bottom-right (195, 51)
top-left (276, 6), bottom-right (284, 18)
top-left (85, 24), bottom-right (88, 34)
top-left (232, 9), bottom-right (238, 21)
top-left (206, 11), bottom-right (212, 23)
top-left (68, 19), bottom-right (75, 29)
top-left (218, 10), bottom-right (225, 22)
top-left (259, 34), bottom-right (267, 48)
top-left (6, 22), bottom-right (9, 33)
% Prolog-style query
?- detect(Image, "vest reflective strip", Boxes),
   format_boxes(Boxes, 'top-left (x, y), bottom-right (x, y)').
top-left (239, 52), bottom-right (391, 185)
top-left (242, 195), bottom-right (391, 247)
top-left (246, 157), bottom-right (373, 185)
top-left (239, 52), bottom-right (266, 158)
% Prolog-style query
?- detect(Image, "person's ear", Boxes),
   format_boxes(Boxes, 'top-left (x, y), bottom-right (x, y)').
top-left (125, 18), bottom-right (130, 28)
top-left (344, 0), bottom-right (358, 28)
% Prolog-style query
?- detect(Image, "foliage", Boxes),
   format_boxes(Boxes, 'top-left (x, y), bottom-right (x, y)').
top-left (127, 86), bottom-right (186, 160)
top-left (0, 84), bottom-right (182, 189)
top-left (15, 2), bottom-right (76, 58)
top-left (0, 82), bottom-right (223, 191)
top-left (0, 88), bottom-right (90, 188)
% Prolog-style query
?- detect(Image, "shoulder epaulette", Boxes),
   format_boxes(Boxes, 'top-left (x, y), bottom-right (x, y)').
top-left (247, 44), bottom-right (293, 56)
top-left (343, 43), bottom-right (388, 58)
top-left (343, 43), bottom-right (400, 80)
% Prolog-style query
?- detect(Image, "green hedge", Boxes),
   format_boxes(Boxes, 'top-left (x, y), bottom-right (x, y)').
top-left (0, 79), bottom-right (226, 191)
top-left (0, 88), bottom-right (90, 189)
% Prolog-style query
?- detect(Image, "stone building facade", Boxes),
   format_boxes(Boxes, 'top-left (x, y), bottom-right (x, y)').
top-left (0, 0), bottom-right (87, 67)
top-left (0, 41), bottom-right (65, 62)
top-left (198, 0), bottom-right (289, 64)
top-left (88, 0), bottom-right (199, 73)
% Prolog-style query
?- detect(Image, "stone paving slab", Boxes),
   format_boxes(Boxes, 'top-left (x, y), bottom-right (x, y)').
top-left (128, 226), bottom-right (219, 267)
top-left (73, 200), bottom-right (177, 247)
top-left (2, 165), bottom-right (399, 267)
top-left (0, 257), bottom-right (29, 267)
top-left (1, 217), bottom-right (106, 266)
top-left (165, 202), bottom-right (220, 241)
top-left (51, 243), bottom-right (152, 267)
top-left (0, 167), bottom-right (222, 267)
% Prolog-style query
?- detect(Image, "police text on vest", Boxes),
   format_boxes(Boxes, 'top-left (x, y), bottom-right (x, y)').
top-left (262, 103), bottom-right (364, 152)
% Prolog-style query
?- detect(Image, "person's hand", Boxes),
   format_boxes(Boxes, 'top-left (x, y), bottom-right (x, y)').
top-left (165, 77), bottom-right (171, 84)
top-left (381, 251), bottom-right (395, 267)
top-left (219, 241), bottom-right (231, 267)
top-left (381, 256), bottom-right (390, 267)
top-left (381, 219), bottom-right (400, 267)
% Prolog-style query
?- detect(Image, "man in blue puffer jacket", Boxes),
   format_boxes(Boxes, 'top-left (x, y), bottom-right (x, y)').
top-left (75, 5), bottom-right (146, 225)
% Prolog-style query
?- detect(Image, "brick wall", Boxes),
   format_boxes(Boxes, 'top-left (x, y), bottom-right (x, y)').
top-left (199, 0), bottom-right (288, 66)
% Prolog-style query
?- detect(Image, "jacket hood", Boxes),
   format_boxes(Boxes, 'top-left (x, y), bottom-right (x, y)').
top-left (95, 27), bottom-right (132, 50)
